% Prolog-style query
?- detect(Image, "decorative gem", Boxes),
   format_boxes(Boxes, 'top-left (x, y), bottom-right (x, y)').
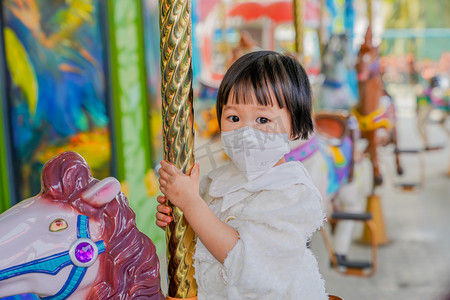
top-left (75, 242), bottom-right (94, 263)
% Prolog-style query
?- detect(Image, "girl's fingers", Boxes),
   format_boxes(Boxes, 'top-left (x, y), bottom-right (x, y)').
top-left (157, 203), bottom-right (171, 214)
top-left (156, 204), bottom-right (165, 212)
top-left (156, 195), bottom-right (166, 204)
top-left (160, 161), bottom-right (175, 175)
top-left (155, 220), bottom-right (168, 230)
top-left (161, 160), bottom-right (181, 176)
top-left (159, 169), bottom-right (170, 180)
top-left (159, 166), bottom-right (171, 178)
top-left (160, 186), bottom-right (166, 193)
top-left (158, 178), bottom-right (167, 187)
top-left (156, 212), bottom-right (173, 223)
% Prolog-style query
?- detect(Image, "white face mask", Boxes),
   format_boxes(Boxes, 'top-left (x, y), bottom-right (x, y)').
top-left (221, 126), bottom-right (291, 180)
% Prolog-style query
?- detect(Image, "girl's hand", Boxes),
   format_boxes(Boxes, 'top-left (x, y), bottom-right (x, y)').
top-left (159, 162), bottom-right (239, 263)
top-left (155, 195), bottom-right (172, 230)
top-left (158, 160), bottom-right (200, 211)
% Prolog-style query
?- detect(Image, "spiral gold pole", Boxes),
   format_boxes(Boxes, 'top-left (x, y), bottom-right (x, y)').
top-left (368, 0), bottom-right (373, 28)
top-left (293, 0), bottom-right (304, 59)
top-left (159, 0), bottom-right (197, 298)
top-left (318, 0), bottom-right (325, 58)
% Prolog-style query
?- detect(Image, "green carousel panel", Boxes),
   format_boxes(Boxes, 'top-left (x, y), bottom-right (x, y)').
top-left (107, 0), bottom-right (164, 251)
top-left (143, 0), bottom-right (163, 167)
top-left (0, 0), bottom-right (113, 204)
top-left (0, 56), bottom-right (12, 213)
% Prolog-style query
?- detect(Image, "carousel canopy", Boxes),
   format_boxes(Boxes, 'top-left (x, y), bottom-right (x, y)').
top-left (227, 0), bottom-right (321, 27)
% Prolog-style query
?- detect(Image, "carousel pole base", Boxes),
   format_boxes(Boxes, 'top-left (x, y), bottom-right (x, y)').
top-left (166, 297), bottom-right (197, 300)
top-left (359, 193), bottom-right (390, 246)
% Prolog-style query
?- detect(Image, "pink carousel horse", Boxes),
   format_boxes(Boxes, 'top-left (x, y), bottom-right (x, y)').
top-left (352, 27), bottom-right (403, 186)
top-left (0, 151), bottom-right (164, 299)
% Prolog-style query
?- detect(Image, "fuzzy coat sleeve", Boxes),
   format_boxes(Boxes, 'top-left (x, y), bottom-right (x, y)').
top-left (221, 183), bottom-right (326, 299)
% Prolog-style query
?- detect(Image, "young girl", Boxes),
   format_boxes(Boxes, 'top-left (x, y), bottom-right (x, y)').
top-left (157, 51), bottom-right (328, 299)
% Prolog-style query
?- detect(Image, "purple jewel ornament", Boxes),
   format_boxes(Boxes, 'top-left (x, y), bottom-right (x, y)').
top-left (75, 242), bottom-right (94, 263)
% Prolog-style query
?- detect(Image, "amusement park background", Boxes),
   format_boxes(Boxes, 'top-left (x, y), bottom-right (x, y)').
top-left (0, 0), bottom-right (448, 299)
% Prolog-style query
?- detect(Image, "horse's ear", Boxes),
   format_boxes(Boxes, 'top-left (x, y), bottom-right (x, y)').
top-left (81, 177), bottom-right (121, 207)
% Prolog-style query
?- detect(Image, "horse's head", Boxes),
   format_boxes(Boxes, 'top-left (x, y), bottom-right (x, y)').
top-left (356, 27), bottom-right (380, 82)
top-left (322, 34), bottom-right (354, 79)
top-left (0, 152), bottom-right (163, 299)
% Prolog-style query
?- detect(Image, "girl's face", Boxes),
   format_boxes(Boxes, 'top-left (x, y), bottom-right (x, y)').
top-left (220, 93), bottom-right (292, 138)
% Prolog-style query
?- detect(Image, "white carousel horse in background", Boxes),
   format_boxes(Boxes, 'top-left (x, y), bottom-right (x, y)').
top-left (0, 151), bottom-right (164, 299)
top-left (416, 75), bottom-right (450, 150)
top-left (316, 34), bottom-right (357, 111)
top-left (286, 112), bottom-right (377, 276)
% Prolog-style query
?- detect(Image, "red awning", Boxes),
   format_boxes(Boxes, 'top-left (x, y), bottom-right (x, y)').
top-left (227, 0), bottom-right (320, 25)
top-left (227, 2), bottom-right (266, 21)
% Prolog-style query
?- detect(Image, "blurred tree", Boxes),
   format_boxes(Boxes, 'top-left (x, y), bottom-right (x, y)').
top-left (380, 0), bottom-right (449, 65)
top-left (383, 0), bottom-right (450, 29)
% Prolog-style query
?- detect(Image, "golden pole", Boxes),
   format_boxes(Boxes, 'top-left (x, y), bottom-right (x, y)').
top-left (318, 0), bottom-right (325, 58)
top-left (220, 1), bottom-right (229, 66)
top-left (293, 0), bottom-right (304, 59)
top-left (159, 0), bottom-right (197, 298)
top-left (368, 0), bottom-right (373, 28)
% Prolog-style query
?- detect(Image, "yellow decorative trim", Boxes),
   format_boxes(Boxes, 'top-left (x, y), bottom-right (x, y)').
top-left (352, 107), bottom-right (393, 132)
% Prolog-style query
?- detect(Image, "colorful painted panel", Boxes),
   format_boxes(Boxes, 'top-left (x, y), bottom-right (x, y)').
top-left (1, 0), bottom-right (112, 202)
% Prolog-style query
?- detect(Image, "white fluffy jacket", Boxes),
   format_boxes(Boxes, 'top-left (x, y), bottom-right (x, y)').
top-left (193, 161), bottom-right (328, 300)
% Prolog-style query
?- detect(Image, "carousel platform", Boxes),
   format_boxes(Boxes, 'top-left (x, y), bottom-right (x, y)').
top-left (312, 83), bottom-right (450, 300)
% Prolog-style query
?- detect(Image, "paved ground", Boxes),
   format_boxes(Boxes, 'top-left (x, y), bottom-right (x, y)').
top-left (311, 84), bottom-right (450, 300)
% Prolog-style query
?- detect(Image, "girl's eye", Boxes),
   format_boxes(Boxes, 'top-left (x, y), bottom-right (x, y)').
top-left (228, 115), bottom-right (239, 122)
top-left (256, 117), bottom-right (270, 124)
top-left (49, 219), bottom-right (68, 232)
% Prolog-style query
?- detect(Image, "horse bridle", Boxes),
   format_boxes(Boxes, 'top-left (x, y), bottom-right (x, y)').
top-left (0, 215), bottom-right (105, 299)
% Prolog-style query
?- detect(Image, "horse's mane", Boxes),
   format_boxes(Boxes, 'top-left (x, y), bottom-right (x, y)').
top-left (41, 151), bottom-right (163, 299)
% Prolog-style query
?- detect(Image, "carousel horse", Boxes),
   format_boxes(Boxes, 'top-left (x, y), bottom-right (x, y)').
top-left (0, 152), bottom-right (164, 299)
top-left (317, 34), bottom-right (357, 111)
top-left (416, 75), bottom-right (450, 150)
top-left (352, 27), bottom-right (403, 186)
top-left (286, 112), bottom-right (377, 277)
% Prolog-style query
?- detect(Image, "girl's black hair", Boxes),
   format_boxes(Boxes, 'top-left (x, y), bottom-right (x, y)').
top-left (216, 51), bottom-right (314, 140)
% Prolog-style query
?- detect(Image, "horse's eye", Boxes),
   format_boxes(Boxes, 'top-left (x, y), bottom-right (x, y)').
top-left (49, 219), bottom-right (68, 232)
